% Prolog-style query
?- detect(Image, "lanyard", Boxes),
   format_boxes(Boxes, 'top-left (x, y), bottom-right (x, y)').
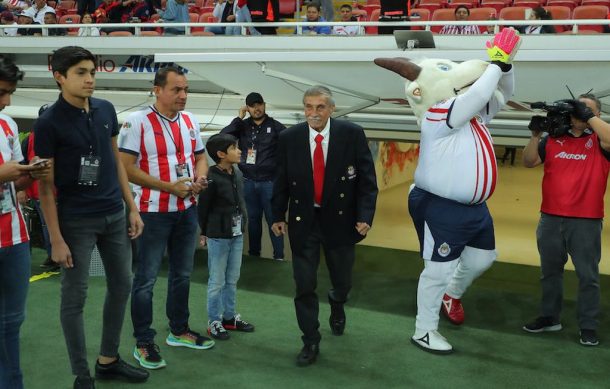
top-left (151, 106), bottom-right (185, 163)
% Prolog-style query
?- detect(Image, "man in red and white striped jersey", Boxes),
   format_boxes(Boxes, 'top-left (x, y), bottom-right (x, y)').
top-left (0, 55), bottom-right (51, 389)
top-left (119, 66), bottom-right (213, 370)
top-left (522, 95), bottom-right (610, 347)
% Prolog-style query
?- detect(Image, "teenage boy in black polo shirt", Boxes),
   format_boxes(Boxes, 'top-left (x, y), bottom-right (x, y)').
top-left (34, 46), bottom-right (149, 389)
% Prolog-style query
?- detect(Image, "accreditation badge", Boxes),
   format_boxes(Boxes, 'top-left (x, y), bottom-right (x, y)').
top-left (78, 155), bottom-right (101, 186)
top-left (246, 148), bottom-right (257, 165)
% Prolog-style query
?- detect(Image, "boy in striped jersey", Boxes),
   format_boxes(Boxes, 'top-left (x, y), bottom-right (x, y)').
top-left (0, 55), bottom-right (51, 389)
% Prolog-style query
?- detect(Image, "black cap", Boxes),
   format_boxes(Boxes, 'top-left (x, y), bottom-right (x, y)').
top-left (245, 92), bottom-right (264, 106)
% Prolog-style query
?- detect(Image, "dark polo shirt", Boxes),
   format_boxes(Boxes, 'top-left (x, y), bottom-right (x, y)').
top-left (34, 94), bottom-right (123, 217)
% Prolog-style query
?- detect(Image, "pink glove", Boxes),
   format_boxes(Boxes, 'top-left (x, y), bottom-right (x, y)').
top-left (486, 27), bottom-right (521, 55)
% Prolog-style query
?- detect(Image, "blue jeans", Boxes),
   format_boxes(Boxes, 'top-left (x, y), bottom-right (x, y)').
top-left (207, 235), bottom-right (243, 322)
top-left (243, 178), bottom-right (284, 259)
top-left (0, 242), bottom-right (30, 389)
top-left (131, 206), bottom-right (198, 342)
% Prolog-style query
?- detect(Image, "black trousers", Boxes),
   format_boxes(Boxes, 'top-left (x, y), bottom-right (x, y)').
top-left (292, 211), bottom-right (355, 346)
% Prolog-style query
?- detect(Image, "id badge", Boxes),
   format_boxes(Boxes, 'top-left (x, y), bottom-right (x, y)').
top-left (78, 155), bottom-right (101, 186)
top-left (232, 214), bottom-right (243, 236)
top-left (175, 163), bottom-right (191, 179)
top-left (0, 183), bottom-right (15, 214)
top-left (246, 148), bottom-right (256, 165)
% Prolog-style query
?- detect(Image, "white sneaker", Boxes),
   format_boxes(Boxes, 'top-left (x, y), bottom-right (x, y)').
top-left (275, 258), bottom-right (284, 261)
top-left (411, 330), bottom-right (453, 354)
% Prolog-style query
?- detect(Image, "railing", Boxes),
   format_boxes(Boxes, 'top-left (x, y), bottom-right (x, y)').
top-left (0, 18), bottom-right (607, 36)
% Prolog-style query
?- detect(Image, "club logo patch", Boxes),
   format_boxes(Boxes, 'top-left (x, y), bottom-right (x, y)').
top-left (190, 129), bottom-right (196, 139)
top-left (347, 165), bottom-right (356, 179)
top-left (438, 242), bottom-right (451, 257)
top-left (585, 138), bottom-right (593, 149)
top-left (122, 122), bottom-right (132, 129)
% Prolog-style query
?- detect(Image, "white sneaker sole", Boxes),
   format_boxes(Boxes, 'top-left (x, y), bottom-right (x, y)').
top-left (410, 337), bottom-right (453, 355)
top-left (522, 323), bottom-right (562, 333)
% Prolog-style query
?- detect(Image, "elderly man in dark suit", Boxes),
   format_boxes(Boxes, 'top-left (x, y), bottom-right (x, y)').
top-left (271, 85), bottom-right (378, 367)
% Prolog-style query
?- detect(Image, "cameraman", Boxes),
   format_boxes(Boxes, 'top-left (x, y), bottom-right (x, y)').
top-left (522, 94), bottom-right (610, 346)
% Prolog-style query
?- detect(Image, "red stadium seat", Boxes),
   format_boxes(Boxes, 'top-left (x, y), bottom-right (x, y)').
top-left (140, 30), bottom-right (161, 36)
top-left (572, 4), bottom-right (609, 32)
top-left (580, 0), bottom-right (610, 6)
top-left (431, 7), bottom-right (457, 32)
top-left (279, 0), bottom-right (297, 16)
top-left (513, 0), bottom-right (543, 7)
top-left (189, 12), bottom-right (199, 22)
top-left (543, 5), bottom-right (571, 31)
top-left (480, 0), bottom-right (509, 12)
top-left (446, 0), bottom-right (477, 8)
top-left (498, 6), bottom-right (530, 20)
top-left (409, 7), bottom-right (431, 29)
top-left (108, 30), bottom-right (134, 36)
top-left (545, 0), bottom-right (578, 10)
top-left (418, 0), bottom-right (444, 13)
top-left (56, 0), bottom-right (75, 10)
top-left (469, 7), bottom-right (498, 19)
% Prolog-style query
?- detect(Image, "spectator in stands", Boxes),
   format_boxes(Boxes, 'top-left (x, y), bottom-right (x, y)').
top-left (77, 12), bottom-right (101, 35)
top-left (246, 0), bottom-right (278, 35)
top-left (1, 10), bottom-right (18, 36)
top-left (520, 7), bottom-right (556, 34)
top-left (78, 0), bottom-right (97, 18)
top-left (207, 0), bottom-right (239, 35)
top-left (379, 0), bottom-right (410, 35)
top-left (332, 4), bottom-right (363, 35)
top-left (16, 10), bottom-right (41, 36)
top-left (26, 0), bottom-right (54, 24)
top-left (42, 10), bottom-right (67, 36)
top-left (157, 0), bottom-right (189, 35)
top-left (295, 2), bottom-right (330, 35)
top-left (439, 5), bottom-right (481, 35)
top-left (0, 0), bottom-right (28, 12)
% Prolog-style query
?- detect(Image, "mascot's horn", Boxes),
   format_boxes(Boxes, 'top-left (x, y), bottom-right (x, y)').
top-left (374, 57), bottom-right (422, 81)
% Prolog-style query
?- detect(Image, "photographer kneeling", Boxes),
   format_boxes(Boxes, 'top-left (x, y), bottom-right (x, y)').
top-left (522, 94), bottom-right (610, 346)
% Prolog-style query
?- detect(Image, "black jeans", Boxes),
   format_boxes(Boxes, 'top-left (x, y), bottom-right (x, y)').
top-left (292, 211), bottom-right (355, 346)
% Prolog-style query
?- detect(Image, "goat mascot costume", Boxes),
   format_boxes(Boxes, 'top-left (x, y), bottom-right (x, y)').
top-left (375, 28), bottom-right (521, 354)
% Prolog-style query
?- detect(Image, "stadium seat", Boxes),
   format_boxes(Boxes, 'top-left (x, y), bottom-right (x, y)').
top-left (580, 0), bottom-right (610, 6)
top-left (189, 12), bottom-right (199, 22)
top-left (59, 13), bottom-right (80, 30)
top-left (446, 0), bottom-right (477, 8)
top-left (480, 0), bottom-right (511, 13)
top-left (140, 30), bottom-right (161, 36)
top-left (418, 0), bottom-right (444, 13)
top-left (543, 5), bottom-right (571, 31)
top-left (194, 0), bottom-right (206, 7)
top-left (279, 0), bottom-right (297, 16)
top-left (56, 0), bottom-right (75, 10)
top-left (513, 0), bottom-right (543, 8)
top-left (545, 0), bottom-right (578, 10)
top-left (572, 4), bottom-right (609, 32)
top-left (362, 3), bottom-right (380, 16)
top-left (409, 8), bottom-right (431, 30)
top-left (498, 6), bottom-right (530, 20)
top-left (108, 30), bottom-right (134, 36)
top-left (191, 30), bottom-right (215, 35)
top-left (431, 8), bottom-right (457, 33)
top-left (469, 7), bottom-right (498, 20)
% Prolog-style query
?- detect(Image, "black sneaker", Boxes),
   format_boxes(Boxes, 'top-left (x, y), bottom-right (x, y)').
top-left (522, 316), bottom-right (562, 333)
top-left (74, 375), bottom-right (95, 389)
top-left (208, 320), bottom-right (230, 340)
top-left (222, 314), bottom-right (255, 332)
top-left (580, 329), bottom-right (599, 346)
top-left (95, 355), bottom-right (149, 383)
top-left (40, 257), bottom-right (60, 271)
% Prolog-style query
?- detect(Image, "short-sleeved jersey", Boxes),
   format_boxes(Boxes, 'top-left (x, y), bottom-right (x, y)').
top-left (0, 113), bottom-right (29, 248)
top-left (118, 107), bottom-right (205, 213)
top-left (414, 98), bottom-right (497, 205)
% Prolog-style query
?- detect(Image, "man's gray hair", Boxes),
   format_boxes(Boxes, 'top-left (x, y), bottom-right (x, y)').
top-left (579, 93), bottom-right (601, 113)
top-left (303, 85), bottom-right (335, 106)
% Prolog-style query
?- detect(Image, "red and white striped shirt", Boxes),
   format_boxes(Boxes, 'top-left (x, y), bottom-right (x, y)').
top-left (0, 113), bottom-right (29, 248)
top-left (118, 107), bottom-right (205, 213)
top-left (439, 24), bottom-right (482, 35)
top-left (415, 99), bottom-right (497, 204)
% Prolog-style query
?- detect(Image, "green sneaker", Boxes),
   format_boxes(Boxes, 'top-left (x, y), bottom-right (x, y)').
top-left (166, 329), bottom-right (215, 350)
top-left (133, 342), bottom-right (167, 370)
